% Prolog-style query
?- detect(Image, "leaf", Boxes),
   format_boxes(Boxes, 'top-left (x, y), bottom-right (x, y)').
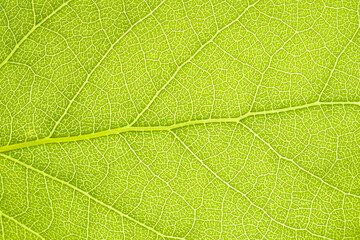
top-left (0, 0), bottom-right (360, 239)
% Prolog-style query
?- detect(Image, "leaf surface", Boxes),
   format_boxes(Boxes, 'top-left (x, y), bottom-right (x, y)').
top-left (0, 0), bottom-right (360, 239)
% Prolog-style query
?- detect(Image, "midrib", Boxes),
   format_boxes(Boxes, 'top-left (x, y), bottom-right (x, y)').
top-left (0, 101), bottom-right (358, 153)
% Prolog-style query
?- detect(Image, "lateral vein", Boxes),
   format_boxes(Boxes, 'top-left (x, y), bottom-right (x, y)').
top-left (0, 0), bottom-right (73, 70)
top-left (0, 153), bottom-right (185, 240)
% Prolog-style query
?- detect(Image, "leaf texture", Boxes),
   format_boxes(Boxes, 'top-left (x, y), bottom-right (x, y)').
top-left (0, 0), bottom-right (360, 239)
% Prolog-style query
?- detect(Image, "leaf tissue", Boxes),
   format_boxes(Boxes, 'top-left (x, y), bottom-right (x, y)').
top-left (0, 0), bottom-right (360, 239)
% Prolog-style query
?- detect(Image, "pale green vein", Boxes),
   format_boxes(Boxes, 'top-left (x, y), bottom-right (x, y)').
top-left (0, 153), bottom-right (185, 240)
top-left (1, 215), bottom-right (4, 240)
top-left (317, 2), bottom-right (360, 102)
top-left (0, 0), bottom-right (73, 70)
top-left (120, 134), bottom-right (195, 236)
top-left (0, 102), bottom-right (358, 153)
top-left (47, 0), bottom-right (167, 138)
top-left (31, 0), bottom-right (36, 26)
top-left (238, 121), bottom-right (360, 198)
top-left (128, 0), bottom-right (260, 127)
top-left (317, 15), bottom-right (360, 101)
top-left (248, 29), bottom-right (297, 113)
top-left (0, 210), bottom-right (45, 240)
top-left (170, 130), bottom-right (331, 240)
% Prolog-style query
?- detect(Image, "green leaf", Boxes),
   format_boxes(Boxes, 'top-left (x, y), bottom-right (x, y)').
top-left (0, 0), bottom-right (360, 239)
